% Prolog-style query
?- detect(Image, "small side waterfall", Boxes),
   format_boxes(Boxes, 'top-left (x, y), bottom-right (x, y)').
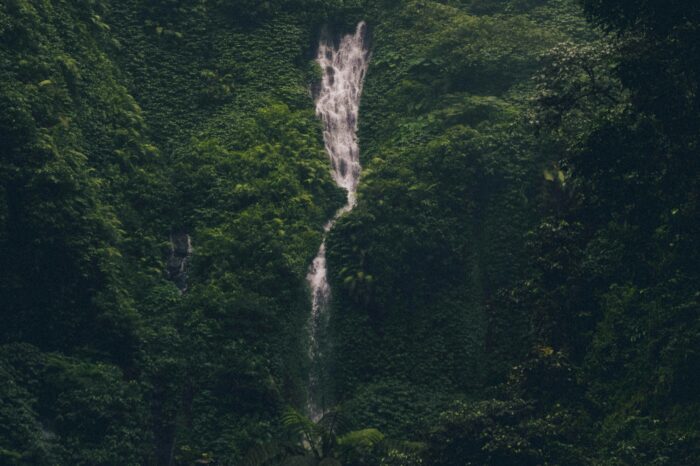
top-left (307, 22), bottom-right (370, 420)
top-left (167, 231), bottom-right (192, 293)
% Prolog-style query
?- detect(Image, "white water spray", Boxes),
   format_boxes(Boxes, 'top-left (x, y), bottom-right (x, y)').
top-left (307, 22), bottom-right (370, 420)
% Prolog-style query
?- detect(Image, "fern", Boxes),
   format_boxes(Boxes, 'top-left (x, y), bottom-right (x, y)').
top-left (337, 428), bottom-right (385, 448)
top-left (244, 406), bottom-right (386, 465)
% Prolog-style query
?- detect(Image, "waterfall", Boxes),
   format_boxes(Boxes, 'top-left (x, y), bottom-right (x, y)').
top-left (307, 21), bottom-right (370, 421)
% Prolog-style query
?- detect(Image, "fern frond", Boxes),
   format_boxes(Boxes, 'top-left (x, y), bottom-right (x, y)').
top-left (282, 407), bottom-right (324, 458)
top-left (337, 428), bottom-right (385, 448)
top-left (317, 408), bottom-right (351, 435)
top-left (282, 407), bottom-right (316, 437)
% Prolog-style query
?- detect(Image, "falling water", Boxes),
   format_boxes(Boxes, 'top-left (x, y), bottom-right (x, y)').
top-left (307, 22), bottom-right (370, 420)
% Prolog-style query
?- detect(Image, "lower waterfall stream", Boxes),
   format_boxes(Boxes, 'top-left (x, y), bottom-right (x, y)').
top-left (306, 22), bottom-right (370, 421)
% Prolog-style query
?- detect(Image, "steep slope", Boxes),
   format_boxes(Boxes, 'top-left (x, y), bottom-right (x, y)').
top-left (1, 0), bottom-right (352, 463)
top-left (2, 0), bottom-right (698, 464)
top-left (325, 0), bottom-right (591, 435)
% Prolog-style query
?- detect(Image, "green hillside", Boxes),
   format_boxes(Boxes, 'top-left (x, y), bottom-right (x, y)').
top-left (1, 0), bottom-right (698, 464)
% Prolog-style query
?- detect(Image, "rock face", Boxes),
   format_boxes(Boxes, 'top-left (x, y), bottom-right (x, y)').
top-left (167, 232), bottom-right (192, 292)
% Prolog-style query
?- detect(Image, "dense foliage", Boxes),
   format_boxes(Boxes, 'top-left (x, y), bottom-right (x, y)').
top-left (1, 0), bottom-right (698, 464)
top-left (1, 0), bottom-right (349, 463)
top-left (325, 1), bottom-right (590, 435)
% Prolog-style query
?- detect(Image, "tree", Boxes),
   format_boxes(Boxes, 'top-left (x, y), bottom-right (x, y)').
top-left (243, 407), bottom-right (385, 466)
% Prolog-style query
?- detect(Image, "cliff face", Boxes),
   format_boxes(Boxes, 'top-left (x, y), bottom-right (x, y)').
top-left (1, 1), bottom-right (344, 463)
top-left (3, 1), bottom-right (699, 465)
top-left (0, 0), bottom-right (584, 461)
top-left (325, 0), bottom-right (589, 435)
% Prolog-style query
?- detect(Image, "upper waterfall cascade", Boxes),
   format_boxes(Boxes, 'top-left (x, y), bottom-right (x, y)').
top-left (306, 21), bottom-right (370, 420)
